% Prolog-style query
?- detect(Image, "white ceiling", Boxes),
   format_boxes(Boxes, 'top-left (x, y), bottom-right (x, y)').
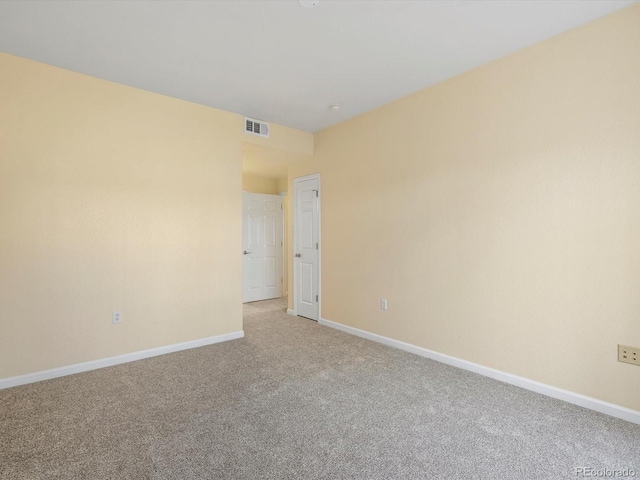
top-left (0, 1), bottom-right (635, 133)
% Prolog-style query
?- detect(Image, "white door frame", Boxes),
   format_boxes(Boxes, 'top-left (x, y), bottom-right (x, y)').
top-left (292, 173), bottom-right (321, 319)
top-left (280, 190), bottom-right (288, 297)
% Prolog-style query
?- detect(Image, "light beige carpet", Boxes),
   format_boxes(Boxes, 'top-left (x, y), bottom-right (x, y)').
top-left (1, 297), bottom-right (638, 479)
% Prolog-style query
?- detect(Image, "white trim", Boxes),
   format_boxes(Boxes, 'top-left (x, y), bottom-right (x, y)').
top-left (280, 191), bottom-right (288, 298)
top-left (292, 173), bottom-right (321, 321)
top-left (287, 309), bottom-right (297, 316)
top-left (318, 318), bottom-right (640, 425)
top-left (0, 330), bottom-right (244, 390)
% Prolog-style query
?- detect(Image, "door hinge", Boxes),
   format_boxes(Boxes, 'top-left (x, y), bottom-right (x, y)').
top-left (313, 189), bottom-right (318, 198)
top-left (315, 295), bottom-right (319, 302)
top-left (316, 242), bottom-right (318, 250)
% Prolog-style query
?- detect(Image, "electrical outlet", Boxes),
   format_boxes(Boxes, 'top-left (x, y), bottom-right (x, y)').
top-left (618, 345), bottom-right (639, 366)
top-left (112, 311), bottom-right (122, 324)
top-left (381, 299), bottom-right (388, 311)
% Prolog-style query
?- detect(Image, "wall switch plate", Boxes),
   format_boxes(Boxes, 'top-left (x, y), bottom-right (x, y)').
top-left (381, 299), bottom-right (388, 311)
top-left (112, 311), bottom-right (122, 324)
top-left (618, 345), bottom-right (639, 366)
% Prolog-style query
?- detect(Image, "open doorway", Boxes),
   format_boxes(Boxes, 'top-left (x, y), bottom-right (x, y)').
top-left (241, 142), bottom-right (316, 313)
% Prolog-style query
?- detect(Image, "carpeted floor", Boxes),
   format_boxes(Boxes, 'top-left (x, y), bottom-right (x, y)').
top-left (1, 298), bottom-right (638, 479)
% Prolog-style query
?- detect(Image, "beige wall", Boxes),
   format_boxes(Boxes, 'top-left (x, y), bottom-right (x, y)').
top-left (289, 6), bottom-right (640, 410)
top-left (0, 52), bottom-right (308, 380)
top-left (243, 125), bottom-right (314, 157)
top-left (276, 177), bottom-right (288, 194)
top-left (242, 173), bottom-right (279, 195)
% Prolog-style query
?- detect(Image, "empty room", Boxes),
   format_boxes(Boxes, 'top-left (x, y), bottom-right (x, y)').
top-left (1, 1), bottom-right (639, 478)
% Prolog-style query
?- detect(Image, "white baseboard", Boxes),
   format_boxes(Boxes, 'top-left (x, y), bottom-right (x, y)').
top-left (319, 318), bottom-right (640, 425)
top-left (287, 309), bottom-right (296, 316)
top-left (0, 330), bottom-right (245, 390)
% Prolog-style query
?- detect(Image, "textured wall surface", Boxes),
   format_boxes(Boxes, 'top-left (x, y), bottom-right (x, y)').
top-left (0, 52), bottom-right (311, 379)
top-left (289, 5), bottom-right (640, 410)
top-left (242, 173), bottom-right (279, 195)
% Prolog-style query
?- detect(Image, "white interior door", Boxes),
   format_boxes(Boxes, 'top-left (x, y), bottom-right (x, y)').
top-left (294, 175), bottom-right (320, 320)
top-left (243, 192), bottom-right (283, 303)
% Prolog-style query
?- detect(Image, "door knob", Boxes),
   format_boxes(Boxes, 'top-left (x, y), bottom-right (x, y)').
top-left (295, 253), bottom-right (301, 258)
top-left (243, 251), bottom-right (251, 255)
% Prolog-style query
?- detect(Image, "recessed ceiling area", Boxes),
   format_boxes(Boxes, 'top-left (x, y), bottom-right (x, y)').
top-left (0, 1), bottom-right (636, 133)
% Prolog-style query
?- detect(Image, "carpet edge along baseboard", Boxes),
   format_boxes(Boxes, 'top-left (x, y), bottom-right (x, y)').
top-left (0, 330), bottom-right (245, 390)
top-left (318, 317), bottom-right (640, 426)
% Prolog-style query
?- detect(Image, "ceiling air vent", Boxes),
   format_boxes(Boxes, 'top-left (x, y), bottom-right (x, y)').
top-left (244, 117), bottom-right (270, 138)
